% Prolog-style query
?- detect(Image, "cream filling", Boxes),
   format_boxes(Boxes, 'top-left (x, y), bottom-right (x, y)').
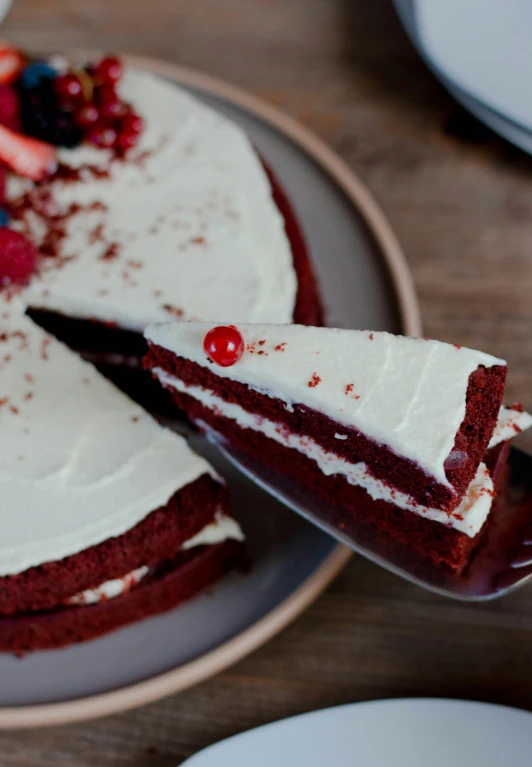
top-left (154, 370), bottom-right (499, 538)
top-left (489, 406), bottom-right (532, 448)
top-left (66, 512), bottom-right (244, 606)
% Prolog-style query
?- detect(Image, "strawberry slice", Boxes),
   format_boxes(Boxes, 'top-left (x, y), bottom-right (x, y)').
top-left (0, 124), bottom-right (57, 180)
top-left (0, 43), bottom-right (24, 85)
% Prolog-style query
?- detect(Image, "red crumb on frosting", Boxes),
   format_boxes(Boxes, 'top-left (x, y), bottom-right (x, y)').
top-left (308, 373), bottom-right (321, 388)
top-left (454, 344), bottom-right (462, 350)
top-left (40, 337), bottom-right (51, 360)
top-left (163, 304), bottom-right (184, 318)
top-left (344, 383), bottom-right (360, 399)
top-left (369, 333), bottom-right (374, 340)
top-left (100, 243), bottom-right (120, 262)
top-left (274, 343), bottom-right (287, 352)
top-left (258, 340), bottom-right (266, 346)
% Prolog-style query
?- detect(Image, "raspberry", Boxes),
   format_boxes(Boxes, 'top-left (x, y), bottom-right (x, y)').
top-left (0, 229), bottom-right (38, 286)
top-left (0, 85), bottom-right (20, 132)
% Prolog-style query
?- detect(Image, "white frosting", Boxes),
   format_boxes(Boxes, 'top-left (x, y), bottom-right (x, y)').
top-left (66, 512), bottom-right (243, 605)
top-left (7, 69), bottom-right (297, 330)
top-left (489, 405), bottom-right (532, 448)
top-left (146, 322), bottom-right (505, 488)
top-left (154, 370), bottom-right (496, 537)
top-left (67, 564), bottom-right (149, 606)
top-left (0, 302), bottom-right (214, 577)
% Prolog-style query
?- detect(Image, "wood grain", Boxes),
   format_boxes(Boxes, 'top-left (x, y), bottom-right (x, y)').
top-left (1, 0), bottom-right (532, 763)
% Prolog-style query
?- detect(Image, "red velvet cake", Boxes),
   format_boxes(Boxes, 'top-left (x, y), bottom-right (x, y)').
top-left (144, 321), bottom-right (532, 571)
top-left (0, 305), bottom-right (244, 654)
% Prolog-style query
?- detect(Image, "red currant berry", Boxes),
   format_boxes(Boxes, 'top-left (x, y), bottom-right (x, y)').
top-left (76, 103), bottom-right (99, 127)
top-left (203, 326), bottom-right (245, 367)
top-left (100, 98), bottom-right (124, 118)
top-left (54, 73), bottom-right (83, 103)
top-left (116, 131), bottom-right (138, 152)
top-left (121, 113), bottom-right (144, 134)
top-left (94, 56), bottom-right (122, 84)
top-left (88, 125), bottom-right (117, 149)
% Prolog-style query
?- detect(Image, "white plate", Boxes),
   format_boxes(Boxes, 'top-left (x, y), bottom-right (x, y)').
top-left (395, 0), bottom-right (532, 153)
top-left (0, 55), bottom-right (420, 728)
top-left (184, 698), bottom-right (532, 767)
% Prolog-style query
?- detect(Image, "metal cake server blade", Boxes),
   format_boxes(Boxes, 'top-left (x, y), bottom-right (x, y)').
top-left (203, 425), bottom-right (532, 601)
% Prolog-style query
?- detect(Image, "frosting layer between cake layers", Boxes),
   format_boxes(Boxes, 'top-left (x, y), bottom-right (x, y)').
top-left (66, 512), bottom-right (244, 606)
top-left (145, 322), bottom-right (505, 488)
top-left (0, 300), bottom-right (216, 577)
top-left (7, 69), bottom-right (297, 330)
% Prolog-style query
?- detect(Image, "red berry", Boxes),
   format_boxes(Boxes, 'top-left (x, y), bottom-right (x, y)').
top-left (55, 73), bottom-right (83, 103)
top-left (100, 97), bottom-right (124, 119)
top-left (76, 103), bottom-right (99, 127)
top-left (88, 125), bottom-right (117, 148)
top-left (95, 56), bottom-right (122, 84)
top-left (0, 229), bottom-right (38, 286)
top-left (0, 124), bottom-right (57, 181)
top-left (116, 131), bottom-right (138, 151)
top-left (203, 326), bottom-right (245, 367)
top-left (0, 45), bottom-right (24, 86)
top-left (0, 85), bottom-right (20, 132)
top-left (121, 113), bottom-right (144, 135)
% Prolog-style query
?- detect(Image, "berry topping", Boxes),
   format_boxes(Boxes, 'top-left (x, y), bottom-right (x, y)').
top-left (0, 229), bottom-right (37, 286)
top-left (0, 84), bottom-right (20, 131)
top-left (76, 102), bottom-right (99, 127)
top-left (98, 86), bottom-right (124, 118)
top-left (54, 73), bottom-right (83, 103)
top-left (88, 125), bottom-right (117, 148)
top-left (0, 124), bottom-right (57, 180)
top-left (121, 113), bottom-right (144, 134)
top-left (18, 73), bottom-right (82, 148)
top-left (19, 61), bottom-right (56, 89)
top-left (203, 326), bottom-right (245, 367)
top-left (94, 56), bottom-right (123, 84)
top-left (0, 43), bottom-right (24, 85)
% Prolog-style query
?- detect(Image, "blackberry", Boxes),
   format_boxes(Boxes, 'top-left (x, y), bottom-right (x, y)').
top-left (17, 71), bottom-right (83, 149)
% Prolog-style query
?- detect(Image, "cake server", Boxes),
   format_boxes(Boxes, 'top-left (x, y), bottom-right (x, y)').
top-left (204, 425), bottom-right (532, 601)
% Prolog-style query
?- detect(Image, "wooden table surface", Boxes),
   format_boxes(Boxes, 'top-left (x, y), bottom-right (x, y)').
top-left (2, 0), bottom-right (532, 764)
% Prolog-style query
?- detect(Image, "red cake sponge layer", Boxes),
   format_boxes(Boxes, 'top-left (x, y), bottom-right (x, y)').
top-left (145, 347), bottom-right (506, 513)
top-left (0, 540), bottom-right (243, 654)
top-left (161, 387), bottom-right (509, 572)
top-left (0, 473), bottom-right (228, 616)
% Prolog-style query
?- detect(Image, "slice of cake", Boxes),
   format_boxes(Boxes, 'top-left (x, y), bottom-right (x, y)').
top-left (144, 321), bottom-right (531, 571)
top-left (0, 303), bottom-right (244, 654)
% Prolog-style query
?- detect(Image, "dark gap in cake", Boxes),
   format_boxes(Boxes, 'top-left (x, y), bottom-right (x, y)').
top-left (144, 346), bottom-right (506, 512)
top-left (166, 388), bottom-right (509, 572)
top-left (0, 540), bottom-right (244, 654)
top-left (0, 474), bottom-right (226, 616)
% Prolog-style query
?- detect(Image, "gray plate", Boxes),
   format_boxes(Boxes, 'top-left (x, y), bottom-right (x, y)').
top-left (0, 58), bottom-right (420, 726)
